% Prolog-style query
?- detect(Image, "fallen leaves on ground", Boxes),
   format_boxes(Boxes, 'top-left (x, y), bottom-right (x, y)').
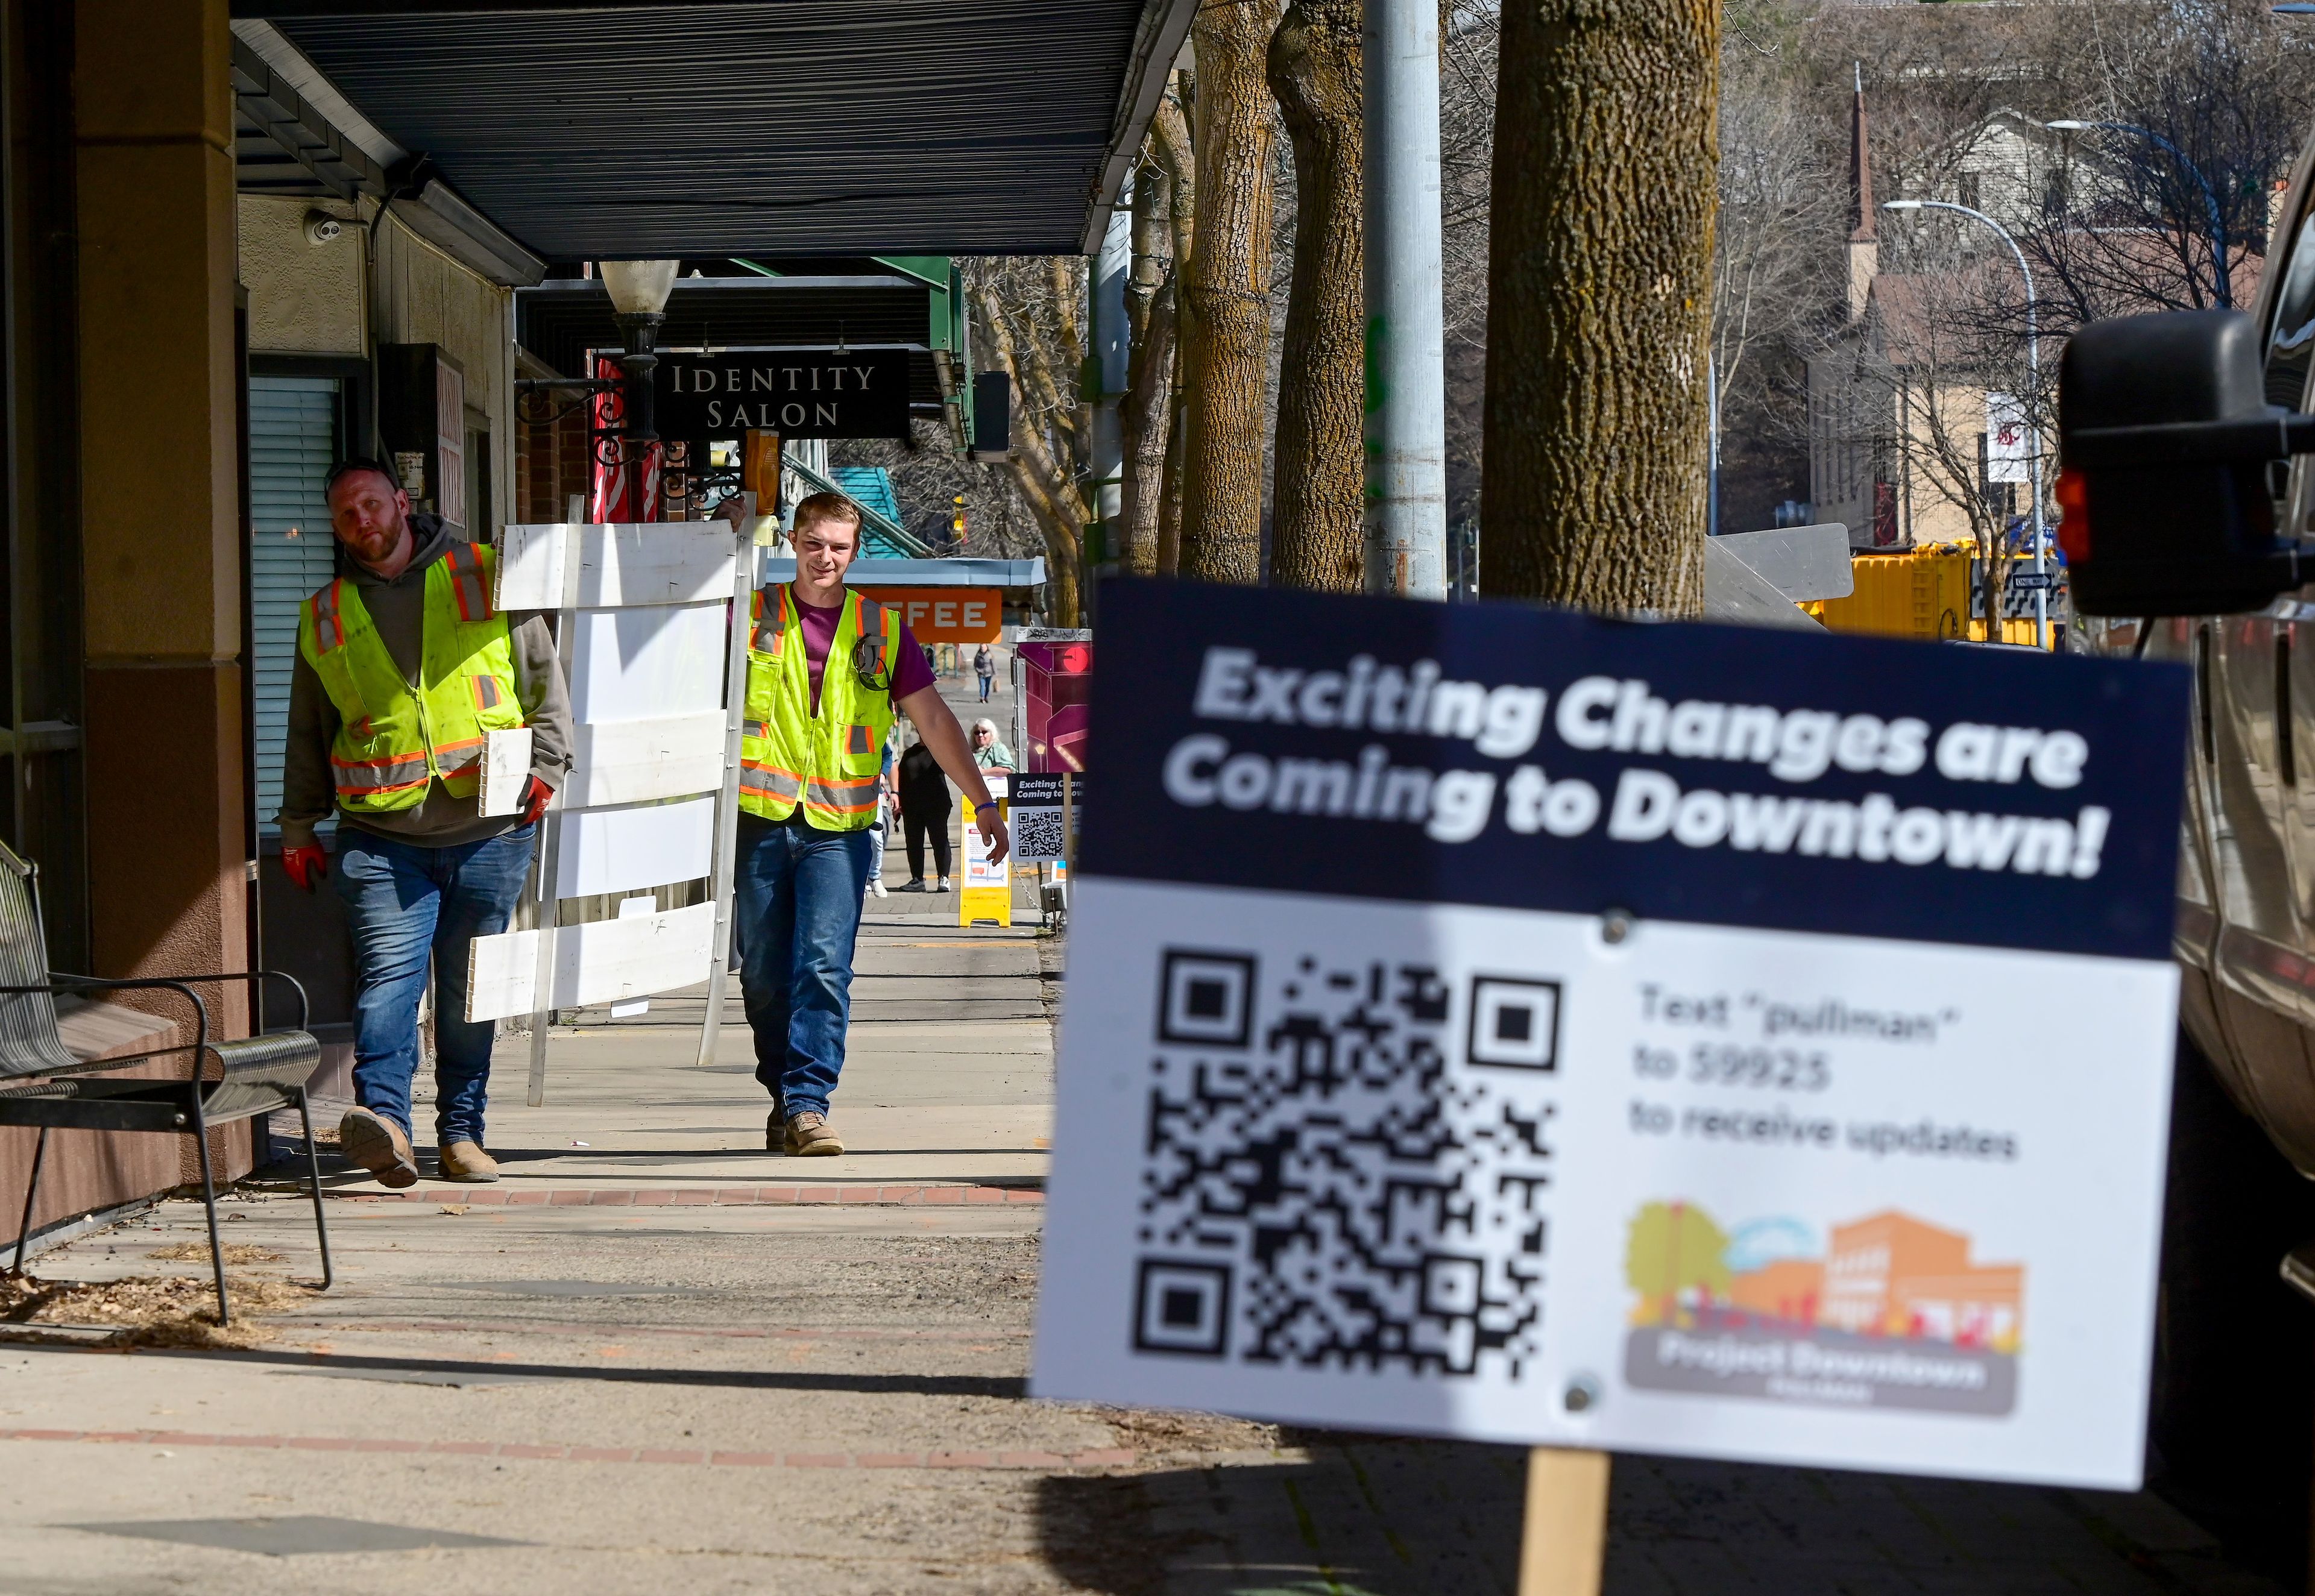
top-left (0, 1270), bottom-right (318, 1347)
top-left (1093, 1405), bottom-right (1280, 1458)
top-left (143, 1242), bottom-right (285, 1265)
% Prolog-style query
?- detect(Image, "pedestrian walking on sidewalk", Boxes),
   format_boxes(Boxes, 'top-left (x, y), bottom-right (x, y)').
top-left (896, 734), bottom-right (954, 891)
top-left (279, 459), bottom-right (572, 1189)
top-left (863, 730), bottom-right (895, 900)
top-left (728, 491), bottom-right (1006, 1157)
top-left (974, 644), bottom-right (995, 703)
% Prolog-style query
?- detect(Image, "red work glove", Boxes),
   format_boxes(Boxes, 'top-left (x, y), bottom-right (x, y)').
top-left (520, 775), bottom-right (554, 826)
top-left (280, 843), bottom-right (328, 892)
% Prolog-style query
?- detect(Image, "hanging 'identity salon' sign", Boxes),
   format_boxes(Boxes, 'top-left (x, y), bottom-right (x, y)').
top-left (654, 348), bottom-right (911, 440)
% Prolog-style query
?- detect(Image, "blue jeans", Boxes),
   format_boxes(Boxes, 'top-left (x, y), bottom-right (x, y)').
top-left (734, 817), bottom-right (874, 1119)
top-left (333, 824), bottom-right (535, 1146)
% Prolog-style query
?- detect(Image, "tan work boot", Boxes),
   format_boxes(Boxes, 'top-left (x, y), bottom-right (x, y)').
top-left (438, 1141), bottom-right (499, 1183)
top-left (339, 1107), bottom-right (419, 1189)
top-left (784, 1111), bottom-right (845, 1157)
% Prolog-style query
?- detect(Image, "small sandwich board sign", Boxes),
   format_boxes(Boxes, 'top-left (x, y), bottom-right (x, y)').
top-left (1033, 578), bottom-right (2189, 1533)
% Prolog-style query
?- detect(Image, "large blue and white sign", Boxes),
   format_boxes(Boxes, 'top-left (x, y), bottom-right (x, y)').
top-left (1033, 578), bottom-right (2190, 1490)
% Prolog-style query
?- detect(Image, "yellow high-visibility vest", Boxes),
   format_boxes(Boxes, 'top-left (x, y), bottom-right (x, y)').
top-left (296, 540), bottom-right (524, 812)
top-left (740, 585), bottom-right (900, 829)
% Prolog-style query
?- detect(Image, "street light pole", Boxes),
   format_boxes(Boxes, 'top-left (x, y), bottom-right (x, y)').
top-left (1362, 0), bottom-right (1447, 600)
top-left (601, 260), bottom-right (680, 521)
top-left (2045, 120), bottom-right (2231, 306)
top-left (1883, 199), bottom-right (2047, 650)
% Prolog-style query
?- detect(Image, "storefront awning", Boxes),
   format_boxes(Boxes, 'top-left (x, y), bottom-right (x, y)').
top-left (228, 0), bottom-right (1193, 260)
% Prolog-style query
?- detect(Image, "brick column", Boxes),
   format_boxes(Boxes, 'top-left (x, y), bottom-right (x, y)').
top-left (74, 0), bottom-right (252, 1181)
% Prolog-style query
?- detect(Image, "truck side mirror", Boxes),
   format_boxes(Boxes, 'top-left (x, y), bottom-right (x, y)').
top-left (2059, 309), bottom-right (2313, 615)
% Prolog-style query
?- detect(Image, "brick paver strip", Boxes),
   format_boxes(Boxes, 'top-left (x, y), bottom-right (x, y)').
top-left (1, 1430), bottom-right (1127, 1470)
top-left (311, 1182), bottom-right (1044, 1208)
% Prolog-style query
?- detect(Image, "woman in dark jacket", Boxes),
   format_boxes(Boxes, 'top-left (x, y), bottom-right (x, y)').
top-left (895, 734), bottom-right (953, 891)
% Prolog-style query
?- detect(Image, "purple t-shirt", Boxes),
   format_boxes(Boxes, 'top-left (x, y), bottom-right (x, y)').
top-left (793, 591), bottom-right (934, 714)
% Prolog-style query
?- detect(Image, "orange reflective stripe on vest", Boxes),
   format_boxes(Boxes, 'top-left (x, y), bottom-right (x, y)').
top-left (751, 586), bottom-right (787, 656)
top-left (444, 539), bottom-right (493, 622)
top-left (308, 579), bottom-right (348, 652)
top-left (329, 749), bottom-right (431, 796)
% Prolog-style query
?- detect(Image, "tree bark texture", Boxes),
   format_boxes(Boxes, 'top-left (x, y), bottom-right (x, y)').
top-left (970, 275), bottom-right (1083, 624)
top-left (1266, 0), bottom-right (1365, 592)
top-left (1178, 0), bottom-right (1282, 585)
top-left (1150, 91), bottom-right (1197, 577)
top-left (1481, 0), bottom-right (1718, 615)
top-left (1120, 148), bottom-right (1176, 577)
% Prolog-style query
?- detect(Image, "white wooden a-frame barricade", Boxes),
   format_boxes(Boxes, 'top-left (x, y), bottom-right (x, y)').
top-left (462, 514), bottom-right (754, 1099)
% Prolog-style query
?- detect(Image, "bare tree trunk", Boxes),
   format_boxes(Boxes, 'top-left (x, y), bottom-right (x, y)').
top-left (1120, 150), bottom-right (1176, 577)
top-left (970, 274), bottom-right (1085, 624)
top-left (1267, 0), bottom-right (1365, 592)
top-left (1481, 0), bottom-right (1718, 614)
top-left (1150, 90), bottom-right (1197, 577)
top-left (1179, 0), bottom-right (1283, 585)
top-left (1121, 284), bottom-right (1177, 577)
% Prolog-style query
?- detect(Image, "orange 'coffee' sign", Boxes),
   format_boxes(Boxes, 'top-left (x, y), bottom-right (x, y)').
top-left (858, 588), bottom-right (1002, 645)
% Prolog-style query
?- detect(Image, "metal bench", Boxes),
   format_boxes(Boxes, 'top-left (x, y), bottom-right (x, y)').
top-left (0, 838), bottom-right (331, 1325)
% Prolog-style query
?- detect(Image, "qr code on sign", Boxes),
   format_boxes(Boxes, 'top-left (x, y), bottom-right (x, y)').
top-left (1135, 946), bottom-right (1561, 1377)
top-left (1012, 806), bottom-right (1067, 862)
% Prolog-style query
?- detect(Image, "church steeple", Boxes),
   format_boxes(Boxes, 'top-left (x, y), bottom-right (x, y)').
top-left (1847, 64), bottom-right (1879, 324)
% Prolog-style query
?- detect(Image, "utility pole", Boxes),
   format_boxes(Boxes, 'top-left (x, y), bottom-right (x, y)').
top-left (1362, 0), bottom-right (1447, 600)
top-left (1089, 198), bottom-right (1131, 570)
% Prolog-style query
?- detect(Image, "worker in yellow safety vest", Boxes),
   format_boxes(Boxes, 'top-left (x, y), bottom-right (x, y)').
top-left (729, 490), bottom-right (1007, 1157)
top-left (277, 457), bottom-right (572, 1190)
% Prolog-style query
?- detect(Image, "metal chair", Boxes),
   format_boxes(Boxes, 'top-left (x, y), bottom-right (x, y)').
top-left (0, 838), bottom-right (331, 1325)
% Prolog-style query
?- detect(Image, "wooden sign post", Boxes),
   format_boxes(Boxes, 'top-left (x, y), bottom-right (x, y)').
top-left (1518, 1449), bottom-right (1610, 1595)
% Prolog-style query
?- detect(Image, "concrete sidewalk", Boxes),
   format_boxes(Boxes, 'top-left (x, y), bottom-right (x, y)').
top-left (271, 911), bottom-right (1057, 1204)
top-left (269, 647), bottom-right (1059, 1206)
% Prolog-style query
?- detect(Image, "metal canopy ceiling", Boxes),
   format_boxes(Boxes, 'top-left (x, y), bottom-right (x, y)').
top-left (517, 275), bottom-right (948, 409)
top-left (231, 0), bottom-right (1192, 260)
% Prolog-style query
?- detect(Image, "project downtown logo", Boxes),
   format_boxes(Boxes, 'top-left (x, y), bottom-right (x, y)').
top-left (1621, 1201), bottom-right (2022, 1416)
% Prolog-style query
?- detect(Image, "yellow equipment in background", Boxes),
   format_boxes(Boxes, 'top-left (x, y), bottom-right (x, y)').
top-left (1801, 542), bottom-right (2052, 647)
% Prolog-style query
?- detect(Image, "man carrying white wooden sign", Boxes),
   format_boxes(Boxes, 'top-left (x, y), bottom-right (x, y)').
top-left (277, 457), bottom-right (573, 1189)
top-left (727, 492), bottom-right (1008, 1156)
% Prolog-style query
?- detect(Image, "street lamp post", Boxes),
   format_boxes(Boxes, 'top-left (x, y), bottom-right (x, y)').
top-left (1363, 0), bottom-right (1449, 600)
top-left (601, 259), bottom-right (681, 518)
top-left (1883, 199), bottom-right (2047, 650)
top-left (2045, 120), bottom-right (2231, 306)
